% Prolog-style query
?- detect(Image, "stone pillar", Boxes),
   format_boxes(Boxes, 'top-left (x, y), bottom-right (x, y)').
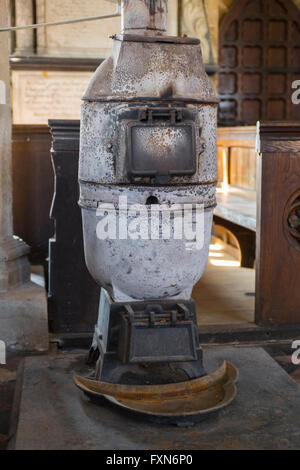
top-left (167, 0), bottom-right (178, 36)
top-left (0, 0), bottom-right (30, 292)
top-left (180, 0), bottom-right (218, 66)
top-left (14, 0), bottom-right (34, 56)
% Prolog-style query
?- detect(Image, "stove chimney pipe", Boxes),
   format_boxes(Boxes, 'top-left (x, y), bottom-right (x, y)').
top-left (121, 0), bottom-right (168, 34)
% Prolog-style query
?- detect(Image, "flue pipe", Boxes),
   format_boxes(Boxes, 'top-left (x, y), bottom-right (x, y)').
top-left (121, 0), bottom-right (168, 34)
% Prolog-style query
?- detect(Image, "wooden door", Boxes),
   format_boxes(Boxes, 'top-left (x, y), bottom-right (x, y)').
top-left (219, 0), bottom-right (300, 126)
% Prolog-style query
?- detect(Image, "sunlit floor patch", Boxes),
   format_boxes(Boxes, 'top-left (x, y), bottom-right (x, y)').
top-left (208, 251), bottom-right (224, 258)
top-left (193, 240), bottom-right (255, 325)
top-left (209, 259), bottom-right (240, 267)
top-left (209, 242), bottom-right (223, 251)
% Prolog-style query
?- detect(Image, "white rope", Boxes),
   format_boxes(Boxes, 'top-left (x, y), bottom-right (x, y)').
top-left (0, 7), bottom-right (121, 32)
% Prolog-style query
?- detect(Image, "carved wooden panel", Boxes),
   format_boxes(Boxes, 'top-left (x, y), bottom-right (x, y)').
top-left (283, 189), bottom-right (300, 252)
top-left (256, 122), bottom-right (300, 325)
top-left (219, 0), bottom-right (300, 126)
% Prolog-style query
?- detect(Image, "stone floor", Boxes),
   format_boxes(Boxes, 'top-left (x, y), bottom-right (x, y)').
top-left (0, 352), bottom-right (22, 450)
top-left (193, 241), bottom-right (255, 326)
top-left (12, 347), bottom-right (300, 450)
top-left (0, 266), bottom-right (48, 449)
top-left (0, 263), bottom-right (48, 352)
top-left (1, 342), bottom-right (299, 450)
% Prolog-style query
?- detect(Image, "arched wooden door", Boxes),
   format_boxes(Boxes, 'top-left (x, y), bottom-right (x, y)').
top-left (218, 0), bottom-right (300, 126)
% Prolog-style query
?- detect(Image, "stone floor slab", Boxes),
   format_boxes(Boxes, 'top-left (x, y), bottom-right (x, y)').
top-left (14, 347), bottom-right (300, 450)
top-left (0, 281), bottom-right (48, 351)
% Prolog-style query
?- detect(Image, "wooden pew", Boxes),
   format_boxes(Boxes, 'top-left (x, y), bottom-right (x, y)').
top-left (256, 122), bottom-right (300, 325)
top-left (12, 125), bottom-right (54, 263)
top-left (216, 127), bottom-right (257, 268)
top-left (217, 123), bottom-right (300, 326)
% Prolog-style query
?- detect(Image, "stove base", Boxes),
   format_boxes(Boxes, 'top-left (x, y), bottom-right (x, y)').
top-left (74, 289), bottom-right (238, 422)
top-left (90, 350), bottom-right (206, 385)
top-left (73, 360), bottom-right (238, 425)
top-left (87, 288), bottom-right (206, 384)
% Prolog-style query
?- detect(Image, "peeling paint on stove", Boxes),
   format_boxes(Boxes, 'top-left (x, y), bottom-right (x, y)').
top-left (79, 0), bottom-right (218, 303)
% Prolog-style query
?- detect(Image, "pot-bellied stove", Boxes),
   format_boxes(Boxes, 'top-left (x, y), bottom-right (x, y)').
top-left (74, 0), bottom-right (237, 422)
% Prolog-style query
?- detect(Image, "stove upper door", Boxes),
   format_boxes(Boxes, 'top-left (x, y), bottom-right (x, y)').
top-left (118, 106), bottom-right (202, 185)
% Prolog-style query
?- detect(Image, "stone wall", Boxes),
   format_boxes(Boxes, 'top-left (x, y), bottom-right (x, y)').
top-left (13, 0), bottom-right (300, 61)
top-left (32, 0), bottom-right (178, 58)
top-left (11, 0), bottom-right (179, 124)
top-left (180, 0), bottom-right (219, 66)
top-left (12, 70), bottom-right (92, 124)
top-left (11, 0), bottom-right (300, 124)
top-left (13, 0), bottom-right (217, 61)
top-left (11, 0), bottom-right (210, 124)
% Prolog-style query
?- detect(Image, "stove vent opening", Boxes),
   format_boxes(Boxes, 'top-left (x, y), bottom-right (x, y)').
top-left (146, 195), bottom-right (159, 205)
